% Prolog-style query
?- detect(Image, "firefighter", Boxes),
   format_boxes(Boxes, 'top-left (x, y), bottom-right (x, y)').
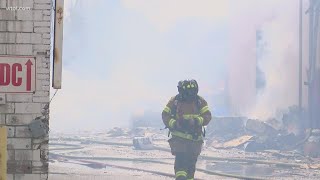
top-left (162, 79), bottom-right (212, 180)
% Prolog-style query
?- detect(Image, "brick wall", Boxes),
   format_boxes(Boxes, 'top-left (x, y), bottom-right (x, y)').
top-left (0, 0), bottom-right (51, 179)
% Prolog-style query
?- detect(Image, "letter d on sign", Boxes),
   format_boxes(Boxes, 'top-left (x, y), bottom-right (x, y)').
top-left (0, 63), bottom-right (10, 86)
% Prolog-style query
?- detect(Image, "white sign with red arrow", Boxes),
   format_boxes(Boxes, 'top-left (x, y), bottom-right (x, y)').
top-left (0, 56), bottom-right (36, 93)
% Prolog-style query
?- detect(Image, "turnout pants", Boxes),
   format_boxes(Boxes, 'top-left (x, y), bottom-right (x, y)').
top-left (174, 152), bottom-right (198, 180)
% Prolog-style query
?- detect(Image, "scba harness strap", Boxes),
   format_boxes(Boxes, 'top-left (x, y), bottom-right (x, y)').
top-left (167, 95), bottom-right (206, 139)
top-left (171, 95), bottom-right (202, 118)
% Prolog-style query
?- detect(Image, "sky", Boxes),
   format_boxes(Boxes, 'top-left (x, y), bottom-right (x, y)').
top-left (49, 0), bottom-right (305, 132)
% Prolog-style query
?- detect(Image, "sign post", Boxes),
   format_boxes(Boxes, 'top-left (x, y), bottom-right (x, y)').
top-left (53, 0), bottom-right (64, 89)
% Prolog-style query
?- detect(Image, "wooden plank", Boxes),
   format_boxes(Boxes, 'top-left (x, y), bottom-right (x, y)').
top-left (0, 126), bottom-right (7, 180)
top-left (222, 135), bottom-right (253, 148)
top-left (53, 0), bottom-right (64, 89)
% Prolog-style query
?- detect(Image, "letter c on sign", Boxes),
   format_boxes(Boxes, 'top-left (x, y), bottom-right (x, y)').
top-left (12, 63), bottom-right (22, 86)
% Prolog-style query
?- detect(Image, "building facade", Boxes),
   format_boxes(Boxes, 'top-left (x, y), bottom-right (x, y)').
top-left (0, 0), bottom-right (51, 179)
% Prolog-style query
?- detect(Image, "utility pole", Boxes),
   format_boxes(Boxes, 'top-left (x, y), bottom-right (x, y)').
top-left (299, 0), bottom-right (303, 122)
top-left (308, 0), bottom-right (315, 129)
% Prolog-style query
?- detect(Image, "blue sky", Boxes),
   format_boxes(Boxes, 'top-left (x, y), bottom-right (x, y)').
top-left (50, 0), bottom-right (302, 131)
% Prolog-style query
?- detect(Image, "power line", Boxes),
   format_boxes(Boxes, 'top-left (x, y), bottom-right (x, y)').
top-left (50, 89), bottom-right (59, 103)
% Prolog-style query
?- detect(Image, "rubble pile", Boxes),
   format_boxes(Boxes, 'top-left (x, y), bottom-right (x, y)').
top-left (304, 129), bottom-right (320, 157)
top-left (206, 116), bottom-right (245, 139)
top-left (206, 106), bottom-right (309, 153)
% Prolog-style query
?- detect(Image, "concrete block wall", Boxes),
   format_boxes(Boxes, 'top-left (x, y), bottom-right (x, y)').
top-left (0, 0), bottom-right (51, 179)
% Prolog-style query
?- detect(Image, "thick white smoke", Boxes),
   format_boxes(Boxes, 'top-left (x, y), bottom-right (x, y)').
top-left (228, 0), bottom-right (305, 120)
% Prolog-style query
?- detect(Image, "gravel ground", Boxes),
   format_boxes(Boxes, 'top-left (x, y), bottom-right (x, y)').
top-left (49, 133), bottom-right (320, 180)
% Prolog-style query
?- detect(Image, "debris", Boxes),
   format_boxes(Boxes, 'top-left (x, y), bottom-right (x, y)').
top-left (304, 129), bottom-right (320, 157)
top-left (266, 118), bottom-right (283, 131)
top-left (306, 164), bottom-right (320, 169)
top-left (207, 116), bottom-right (245, 137)
top-left (299, 163), bottom-right (320, 170)
top-left (243, 133), bottom-right (300, 152)
top-left (132, 136), bottom-right (154, 150)
top-left (221, 135), bottom-right (253, 149)
top-left (244, 141), bottom-right (268, 152)
top-left (275, 133), bottom-right (299, 150)
top-left (281, 106), bottom-right (304, 136)
top-left (245, 119), bottom-right (278, 137)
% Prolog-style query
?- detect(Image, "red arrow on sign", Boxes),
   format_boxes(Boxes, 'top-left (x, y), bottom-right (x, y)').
top-left (25, 59), bottom-right (33, 91)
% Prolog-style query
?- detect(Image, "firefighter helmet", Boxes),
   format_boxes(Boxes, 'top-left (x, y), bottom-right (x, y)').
top-left (177, 79), bottom-right (198, 100)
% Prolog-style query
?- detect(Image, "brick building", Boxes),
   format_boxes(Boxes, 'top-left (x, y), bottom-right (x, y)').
top-left (0, 0), bottom-right (51, 179)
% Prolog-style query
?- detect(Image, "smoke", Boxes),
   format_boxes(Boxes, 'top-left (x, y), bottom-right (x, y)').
top-left (50, 0), bottom-right (229, 131)
top-left (50, 0), bottom-right (303, 132)
top-left (227, 0), bottom-right (301, 120)
top-left (120, 0), bottom-right (229, 32)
